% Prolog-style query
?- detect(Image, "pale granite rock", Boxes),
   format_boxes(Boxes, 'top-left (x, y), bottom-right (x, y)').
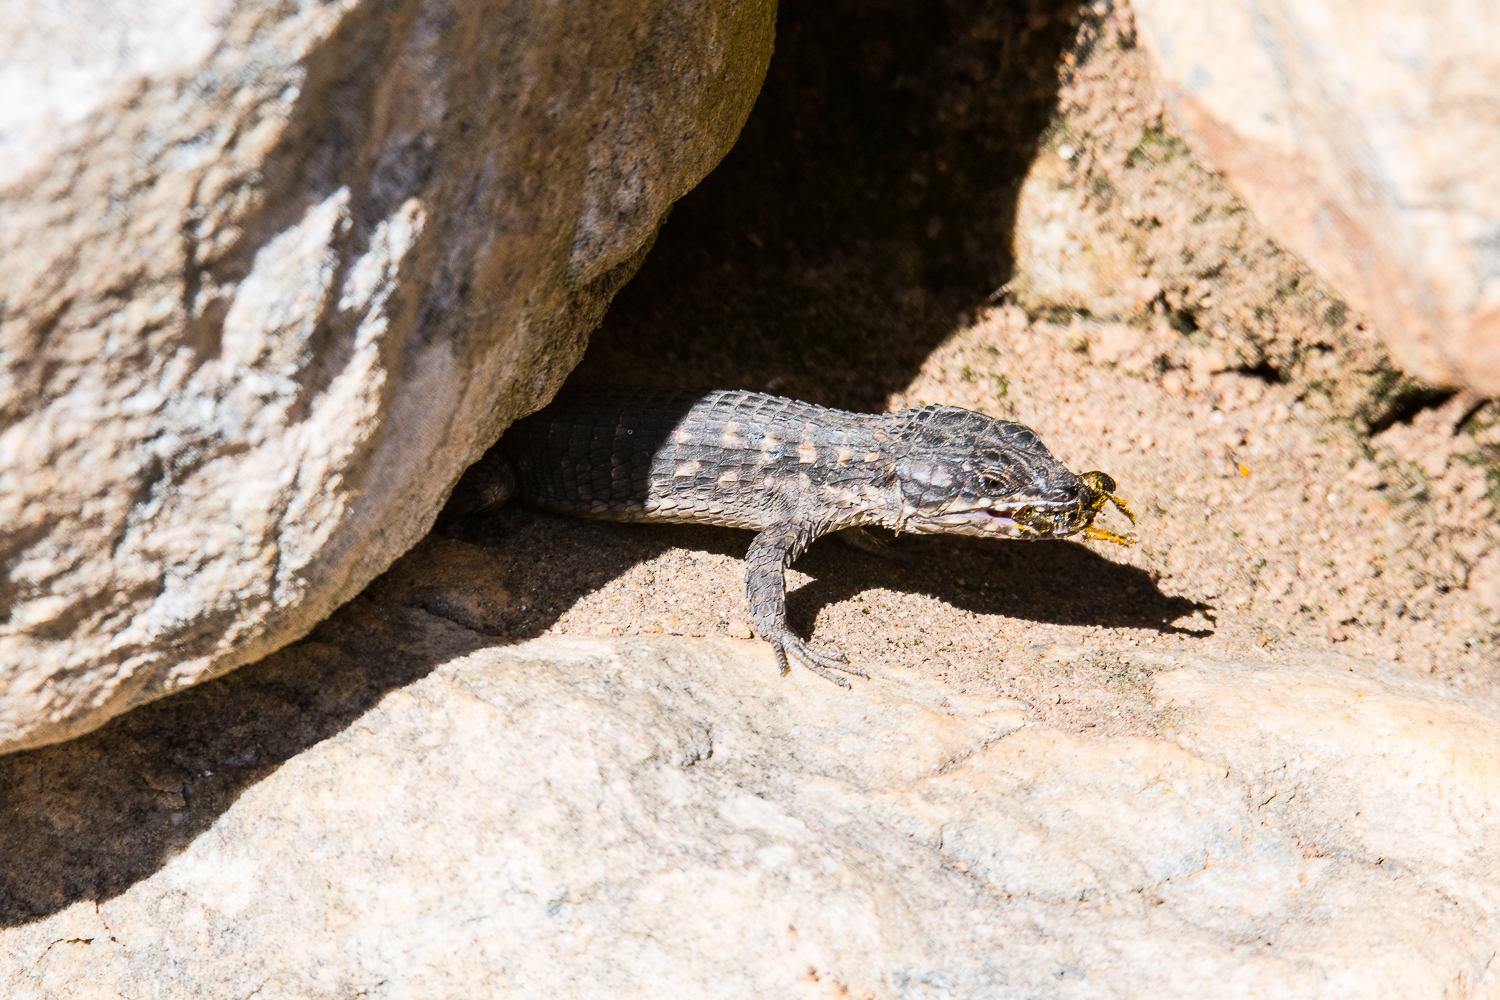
top-left (0, 0), bottom-right (774, 753)
top-left (4, 628), bottom-right (1497, 997)
top-left (1129, 0), bottom-right (1500, 393)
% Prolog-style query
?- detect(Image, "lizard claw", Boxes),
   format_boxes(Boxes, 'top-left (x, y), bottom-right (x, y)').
top-left (770, 633), bottom-right (869, 688)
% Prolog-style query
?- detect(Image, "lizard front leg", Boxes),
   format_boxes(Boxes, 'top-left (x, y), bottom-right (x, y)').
top-left (744, 523), bottom-right (869, 688)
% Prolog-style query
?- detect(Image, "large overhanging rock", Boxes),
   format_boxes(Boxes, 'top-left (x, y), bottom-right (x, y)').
top-left (1128, 0), bottom-right (1500, 394)
top-left (0, 0), bottom-right (774, 754)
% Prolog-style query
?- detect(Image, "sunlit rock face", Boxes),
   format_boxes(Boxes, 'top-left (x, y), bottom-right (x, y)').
top-left (4, 633), bottom-right (1498, 997)
top-left (1131, 0), bottom-right (1500, 394)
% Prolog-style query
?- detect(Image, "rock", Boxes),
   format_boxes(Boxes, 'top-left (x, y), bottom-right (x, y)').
top-left (1129, 0), bottom-right (1500, 394)
top-left (725, 618), bottom-right (754, 639)
top-left (1004, 6), bottom-right (1402, 427)
top-left (1086, 322), bottom-right (1146, 367)
top-left (0, 0), bottom-right (775, 754)
top-left (4, 620), bottom-right (1498, 996)
top-left (1469, 554), bottom-right (1500, 614)
top-left (1011, 143), bottom-right (1159, 322)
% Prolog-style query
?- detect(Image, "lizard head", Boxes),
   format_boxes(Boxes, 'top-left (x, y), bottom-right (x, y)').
top-left (892, 405), bottom-right (1137, 545)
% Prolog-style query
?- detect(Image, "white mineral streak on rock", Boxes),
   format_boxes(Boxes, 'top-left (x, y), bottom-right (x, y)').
top-left (4, 638), bottom-right (1497, 997)
top-left (1130, 0), bottom-right (1500, 392)
top-left (273, 198), bottom-right (425, 600)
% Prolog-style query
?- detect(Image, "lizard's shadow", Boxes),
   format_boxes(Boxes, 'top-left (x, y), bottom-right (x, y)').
top-left (788, 531), bottom-right (1213, 638)
top-left (398, 509), bottom-right (1210, 653)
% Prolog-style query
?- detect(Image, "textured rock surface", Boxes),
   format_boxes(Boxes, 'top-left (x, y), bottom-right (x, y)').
top-left (3, 626), bottom-right (1498, 998)
top-left (1128, 0), bottom-right (1500, 393)
top-left (1006, 5), bottom-right (1394, 404)
top-left (0, 0), bottom-right (774, 753)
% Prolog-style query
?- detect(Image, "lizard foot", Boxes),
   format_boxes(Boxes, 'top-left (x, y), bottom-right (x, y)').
top-left (770, 633), bottom-right (870, 688)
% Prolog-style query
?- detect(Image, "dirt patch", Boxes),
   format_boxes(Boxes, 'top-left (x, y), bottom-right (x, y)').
top-left (423, 0), bottom-right (1499, 725)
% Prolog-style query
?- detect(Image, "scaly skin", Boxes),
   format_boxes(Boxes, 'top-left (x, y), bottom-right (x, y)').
top-left (446, 389), bottom-right (1136, 687)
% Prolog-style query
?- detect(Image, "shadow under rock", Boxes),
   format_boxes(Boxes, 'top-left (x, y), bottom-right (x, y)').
top-left (0, 598), bottom-right (486, 928)
top-left (0, 505), bottom-right (654, 928)
top-left (568, 0), bottom-right (1084, 411)
top-left (415, 507), bottom-right (748, 638)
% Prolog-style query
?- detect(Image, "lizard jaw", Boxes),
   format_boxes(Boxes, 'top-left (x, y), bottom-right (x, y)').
top-left (903, 501), bottom-right (1074, 538)
top-left (904, 495), bottom-right (1138, 545)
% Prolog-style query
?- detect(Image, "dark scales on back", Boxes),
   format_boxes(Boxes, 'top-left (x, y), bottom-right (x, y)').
top-left (445, 389), bottom-right (1136, 687)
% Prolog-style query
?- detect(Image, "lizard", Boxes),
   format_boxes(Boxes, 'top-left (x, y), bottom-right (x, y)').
top-left (443, 388), bottom-right (1136, 687)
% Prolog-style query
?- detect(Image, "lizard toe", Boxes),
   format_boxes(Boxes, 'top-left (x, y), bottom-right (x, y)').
top-left (772, 641), bottom-right (792, 677)
top-left (801, 661), bottom-right (853, 689)
top-left (776, 633), bottom-right (869, 683)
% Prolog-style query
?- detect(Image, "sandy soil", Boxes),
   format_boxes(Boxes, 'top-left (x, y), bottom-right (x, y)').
top-left (388, 0), bottom-right (1499, 729)
top-left (410, 300), bottom-right (1498, 736)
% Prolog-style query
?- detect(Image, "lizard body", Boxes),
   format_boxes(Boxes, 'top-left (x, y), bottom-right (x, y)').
top-left (446, 388), bottom-right (1134, 686)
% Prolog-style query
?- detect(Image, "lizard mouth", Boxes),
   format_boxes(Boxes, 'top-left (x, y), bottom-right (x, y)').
top-left (983, 476), bottom-right (1138, 545)
top-left (908, 479), bottom-right (1137, 545)
top-left (986, 501), bottom-right (1082, 538)
top-left (908, 500), bottom-right (1081, 538)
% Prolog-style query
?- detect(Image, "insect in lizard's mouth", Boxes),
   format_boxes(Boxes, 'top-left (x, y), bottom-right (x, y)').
top-left (982, 501), bottom-right (1088, 538)
top-left (980, 472), bottom-right (1139, 545)
top-left (904, 472), bottom-right (1138, 545)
